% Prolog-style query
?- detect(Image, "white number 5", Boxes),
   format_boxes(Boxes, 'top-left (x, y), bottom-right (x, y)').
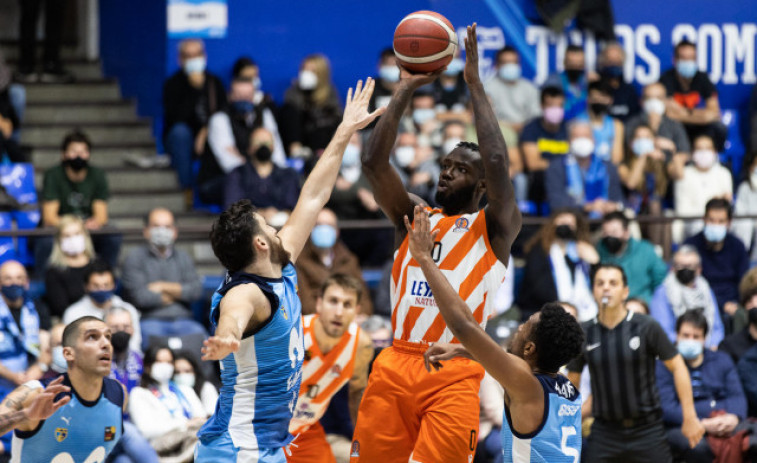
top-left (288, 324), bottom-right (304, 368)
top-left (560, 426), bottom-right (579, 463)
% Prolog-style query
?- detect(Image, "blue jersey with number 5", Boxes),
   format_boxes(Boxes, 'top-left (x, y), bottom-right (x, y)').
top-left (502, 374), bottom-right (582, 463)
top-left (198, 263), bottom-right (304, 449)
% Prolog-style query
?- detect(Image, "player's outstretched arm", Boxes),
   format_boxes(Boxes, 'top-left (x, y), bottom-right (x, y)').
top-left (405, 206), bottom-right (539, 400)
top-left (202, 285), bottom-right (266, 361)
top-left (0, 376), bottom-right (71, 434)
top-left (664, 355), bottom-right (705, 448)
top-left (278, 78), bottom-right (385, 263)
top-left (464, 23), bottom-right (521, 264)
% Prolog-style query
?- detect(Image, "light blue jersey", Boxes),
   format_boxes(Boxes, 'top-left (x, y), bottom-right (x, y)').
top-left (197, 263), bottom-right (304, 461)
top-left (502, 374), bottom-right (582, 463)
top-left (11, 375), bottom-right (124, 463)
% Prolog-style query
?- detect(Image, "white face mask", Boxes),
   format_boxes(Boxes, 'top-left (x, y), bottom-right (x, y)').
top-left (149, 226), bottom-right (175, 249)
top-left (692, 149), bottom-right (717, 169)
top-left (341, 165), bottom-right (361, 184)
top-left (151, 362), bottom-right (174, 384)
top-left (394, 146), bottom-right (416, 167)
top-left (298, 70), bottom-right (318, 90)
top-left (570, 137), bottom-right (595, 158)
top-left (173, 373), bottom-right (196, 389)
top-left (442, 137), bottom-right (462, 155)
top-left (643, 98), bottom-right (666, 116)
top-left (60, 234), bottom-right (86, 256)
top-left (52, 346), bottom-right (67, 373)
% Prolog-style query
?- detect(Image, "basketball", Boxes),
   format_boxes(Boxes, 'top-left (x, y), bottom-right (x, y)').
top-left (393, 11), bottom-right (458, 74)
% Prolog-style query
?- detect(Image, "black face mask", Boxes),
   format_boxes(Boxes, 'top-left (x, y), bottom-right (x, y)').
top-left (555, 224), bottom-right (576, 241)
top-left (748, 307), bottom-right (757, 327)
top-left (253, 145), bottom-right (273, 162)
top-left (63, 157), bottom-right (88, 172)
top-left (110, 331), bottom-right (131, 354)
top-left (565, 69), bottom-right (584, 83)
top-left (602, 236), bottom-right (624, 254)
top-left (676, 268), bottom-right (696, 286)
top-left (590, 102), bottom-right (609, 115)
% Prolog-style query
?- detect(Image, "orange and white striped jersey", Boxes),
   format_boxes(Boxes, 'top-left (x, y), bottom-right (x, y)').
top-left (391, 208), bottom-right (507, 344)
top-left (289, 314), bottom-right (361, 434)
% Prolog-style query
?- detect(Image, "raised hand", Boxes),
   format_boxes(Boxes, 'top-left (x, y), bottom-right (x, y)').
top-left (399, 64), bottom-right (443, 90)
top-left (463, 23), bottom-right (481, 86)
top-left (201, 335), bottom-right (241, 361)
top-left (24, 376), bottom-right (71, 422)
top-left (403, 205), bottom-right (439, 263)
top-left (342, 78), bottom-right (386, 131)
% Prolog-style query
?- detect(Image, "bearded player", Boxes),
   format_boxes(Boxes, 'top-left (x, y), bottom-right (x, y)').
top-left (351, 24), bottom-right (521, 463)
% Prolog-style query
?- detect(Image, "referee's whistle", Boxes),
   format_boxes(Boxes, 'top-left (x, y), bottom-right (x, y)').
top-left (601, 296), bottom-right (609, 308)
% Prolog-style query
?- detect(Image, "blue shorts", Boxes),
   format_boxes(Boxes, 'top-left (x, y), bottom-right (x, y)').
top-left (195, 431), bottom-right (286, 463)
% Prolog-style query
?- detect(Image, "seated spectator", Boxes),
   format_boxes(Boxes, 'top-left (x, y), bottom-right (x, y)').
top-left (577, 79), bottom-right (624, 164)
top-left (280, 54), bottom-right (342, 159)
top-left (295, 208), bottom-right (373, 315)
top-left (674, 134), bottom-right (732, 240)
top-left (38, 130), bottom-right (121, 268)
top-left (596, 211), bottom-right (668, 303)
top-left (163, 38), bottom-right (226, 204)
top-left (369, 48), bottom-right (399, 115)
top-left (0, 63), bottom-right (23, 162)
top-left (327, 132), bottom-right (381, 220)
top-left (737, 343), bottom-right (757, 417)
top-left (660, 40), bottom-right (726, 151)
top-left (399, 90), bottom-right (443, 149)
top-left (431, 55), bottom-right (468, 113)
top-left (650, 245), bottom-right (725, 348)
top-left (63, 260), bottom-right (142, 352)
top-left (626, 297), bottom-right (650, 315)
top-left (485, 46), bottom-right (540, 133)
top-left (596, 42), bottom-right (640, 122)
top-left (121, 208), bottom-right (205, 350)
top-left (390, 132), bottom-right (439, 205)
top-left (231, 56), bottom-right (274, 109)
top-left (47, 322), bottom-right (67, 377)
top-left (43, 215), bottom-right (95, 319)
top-left (544, 120), bottom-right (624, 217)
top-left (223, 127), bottom-right (302, 220)
top-left (719, 291), bottom-right (757, 363)
top-left (516, 208), bottom-right (598, 321)
top-left (657, 310), bottom-right (746, 462)
top-left (685, 198), bottom-right (749, 332)
top-left (544, 44), bottom-right (588, 120)
top-left (129, 346), bottom-right (206, 462)
top-left (732, 149), bottom-right (757, 259)
top-left (106, 308), bottom-right (143, 393)
top-left (173, 351), bottom-right (218, 417)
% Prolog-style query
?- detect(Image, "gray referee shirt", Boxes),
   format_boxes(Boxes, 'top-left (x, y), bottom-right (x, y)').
top-left (567, 310), bottom-right (678, 422)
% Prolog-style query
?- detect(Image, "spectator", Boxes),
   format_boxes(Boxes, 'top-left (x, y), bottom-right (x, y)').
top-left (544, 120), bottom-right (624, 217)
top-left (432, 55), bottom-right (468, 112)
top-left (369, 48), bottom-right (399, 115)
top-left (231, 56), bottom-right (274, 109)
top-left (597, 211), bottom-right (668, 303)
top-left (46, 323), bottom-right (67, 378)
top-left (751, 84), bottom-right (757, 155)
top-left (484, 46), bottom-right (540, 133)
top-left (578, 80), bottom-right (624, 164)
top-left (39, 130), bottom-right (121, 268)
top-left (0, 51), bottom-right (24, 144)
top-left (597, 42), bottom-right (640, 122)
top-left (732, 149), bottom-right (757, 259)
top-left (626, 297), bottom-right (650, 315)
top-left (223, 127), bottom-right (302, 218)
top-left (660, 40), bottom-right (726, 151)
top-left (295, 208), bottom-right (373, 315)
top-left (0, 60), bottom-right (23, 162)
top-left (163, 39), bottom-right (227, 204)
top-left (684, 198), bottom-right (749, 332)
top-left (326, 132), bottom-right (381, 220)
top-left (62, 260), bottom-right (142, 352)
top-left (399, 90), bottom-right (443, 149)
top-left (199, 78), bottom-right (286, 205)
top-left (121, 208), bottom-right (206, 350)
top-left (649, 245), bottom-right (725, 348)
top-left (43, 215), bottom-right (95, 319)
top-left (16, 0), bottom-right (71, 82)
top-left (737, 343), bottom-right (757, 417)
top-left (719, 290), bottom-right (757, 363)
top-left (280, 54), bottom-right (342, 159)
top-left (390, 132), bottom-right (440, 205)
top-left (516, 208), bottom-right (599, 321)
top-left (545, 44), bottom-right (588, 120)
top-left (106, 308), bottom-right (143, 393)
top-left (657, 310), bottom-right (747, 462)
top-left (674, 134), bottom-right (732, 240)
top-left (173, 351), bottom-right (218, 417)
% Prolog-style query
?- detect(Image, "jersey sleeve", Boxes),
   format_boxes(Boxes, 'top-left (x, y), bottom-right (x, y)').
top-left (102, 377), bottom-right (125, 409)
top-left (645, 317), bottom-right (678, 361)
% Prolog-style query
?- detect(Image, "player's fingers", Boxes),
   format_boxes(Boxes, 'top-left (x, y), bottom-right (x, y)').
top-left (52, 395), bottom-right (71, 409)
top-left (45, 384), bottom-right (70, 395)
top-left (431, 229), bottom-right (440, 241)
top-left (403, 214), bottom-right (413, 234)
top-left (354, 80), bottom-right (363, 99)
top-left (367, 106), bottom-right (387, 120)
top-left (48, 375), bottom-right (64, 386)
top-left (423, 353), bottom-right (431, 372)
top-left (346, 87), bottom-right (353, 105)
top-left (359, 78), bottom-right (373, 102)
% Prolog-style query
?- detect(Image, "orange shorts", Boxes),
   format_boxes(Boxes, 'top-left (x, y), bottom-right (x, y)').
top-left (350, 339), bottom-right (484, 463)
top-left (285, 422), bottom-right (335, 463)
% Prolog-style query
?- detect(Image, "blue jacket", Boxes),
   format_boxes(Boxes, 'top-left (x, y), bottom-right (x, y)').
top-left (649, 284), bottom-right (725, 348)
top-left (737, 343), bottom-right (757, 416)
top-left (684, 232), bottom-right (749, 311)
top-left (656, 349), bottom-right (747, 425)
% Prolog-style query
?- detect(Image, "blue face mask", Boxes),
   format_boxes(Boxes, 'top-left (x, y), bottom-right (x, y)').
top-left (231, 100), bottom-right (255, 114)
top-left (89, 290), bottom-right (114, 305)
top-left (677, 339), bottom-right (703, 360)
top-left (676, 60), bottom-right (698, 79)
top-left (1, 284), bottom-right (25, 302)
top-left (632, 138), bottom-right (655, 156)
top-left (378, 66), bottom-right (400, 83)
top-left (311, 224), bottom-right (337, 249)
top-left (412, 108), bottom-right (436, 125)
top-left (498, 63), bottom-right (521, 81)
top-left (443, 58), bottom-right (464, 76)
top-left (703, 224), bottom-right (727, 243)
top-left (600, 65), bottom-right (624, 80)
top-left (184, 56), bottom-right (207, 75)
top-left (52, 346), bottom-right (67, 373)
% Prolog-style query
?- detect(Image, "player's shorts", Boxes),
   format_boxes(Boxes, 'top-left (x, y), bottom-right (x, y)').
top-left (195, 431), bottom-right (286, 463)
top-left (284, 422), bottom-right (336, 463)
top-left (350, 339), bottom-right (484, 463)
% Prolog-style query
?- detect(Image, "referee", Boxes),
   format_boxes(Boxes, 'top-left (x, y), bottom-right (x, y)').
top-left (567, 264), bottom-right (704, 463)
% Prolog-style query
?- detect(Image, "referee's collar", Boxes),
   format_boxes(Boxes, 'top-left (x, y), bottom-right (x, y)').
top-left (591, 309), bottom-right (634, 324)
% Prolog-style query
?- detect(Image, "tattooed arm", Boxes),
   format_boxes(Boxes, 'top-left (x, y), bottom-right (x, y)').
top-left (0, 376), bottom-right (71, 434)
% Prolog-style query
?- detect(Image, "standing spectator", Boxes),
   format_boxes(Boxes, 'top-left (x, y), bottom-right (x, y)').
top-left (649, 245), bottom-right (725, 348)
top-left (567, 264), bottom-right (704, 463)
top-left (597, 42), bottom-right (640, 122)
top-left (0, 59), bottom-right (23, 162)
top-left (545, 44), bottom-right (588, 121)
top-left (660, 40), bottom-right (726, 151)
top-left (295, 208), bottom-right (373, 315)
top-left (16, 0), bottom-right (71, 82)
top-left (173, 351), bottom-right (218, 417)
top-left (485, 46), bottom-right (540, 133)
top-left (121, 208), bottom-right (206, 350)
top-left (719, 293), bottom-right (757, 363)
top-left (578, 80), bottom-right (624, 164)
top-left (657, 310), bottom-right (747, 463)
top-left (597, 211), bottom-right (668, 303)
top-left (732, 150), bottom-right (757, 259)
top-left (62, 261), bottom-right (142, 352)
top-left (163, 39), bottom-right (227, 206)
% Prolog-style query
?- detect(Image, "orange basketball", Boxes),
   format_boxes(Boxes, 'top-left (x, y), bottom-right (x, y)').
top-left (393, 11), bottom-right (458, 74)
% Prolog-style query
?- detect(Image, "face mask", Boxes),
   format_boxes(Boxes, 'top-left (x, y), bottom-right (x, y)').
top-left (149, 226), bottom-right (175, 249)
top-left (676, 268), bottom-right (696, 286)
top-left (632, 138), bottom-right (655, 156)
top-left (341, 165), bottom-right (361, 184)
top-left (394, 146), bottom-right (416, 167)
top-left (342, 144), bottom-right (360, 167)
top-left (110, 331), bottom-right (131, 354)
top-left (63, 157), bottom-right (88, 172)
top-left (543, 106), bottom-right (564, 125)
top-left (151, 362), bottom-right (174, 384)
top-left (52, 346), bottom-right (67, 373)
top-left (184, 56), bottom-right (206, 75)
top-left (498, 63), bottom-right (521, 82)
top-left (693, 150), bottom-right (717, 169)
top-left (252, 77), bottom-right (262, 91)
top-left (571, 137), bottom-right (595, 158)
top-left (231, 100), bottom-right (254, 114)
top-left (703, 224), bottom-right (728, 243)
top-left (89, 289), bottom-right (114, 305)
top-left (676, 60), bottom-right (698, 79)
top-left (442, 137), bottom-right (462, 155)
top-left (590, 102), bottom-right (609, 115)
top-left (173, 373), bottom-right (196, 389)
top-left (677, 339), bottom-right (703, 360)
top-left (412, 108), bottom-right (436, 125)
top-left (60, 234), bottom-right (86, 256)
top-left (600, 236), bottom-right (623, 254)
top-left (555, 224), bottom-right (576, 241)
top-left (378, 65), bottom-right (400, 83)
top-left (643, 98), bottom-right (666, 116)
top-left (565, 69), bottom-right (584, 83)
top-left (1, 284), bottom-right (25, 302)
top-left (443, 58), bottom-right (464, 76)
top-left (600, 65), bottom-right (623, 80)
top-left (298, 70), bottom-right (318, 90)
top-left (311, 224), bottom-right (337, 249)
top-left (253, 145), bottom-right (273, 162)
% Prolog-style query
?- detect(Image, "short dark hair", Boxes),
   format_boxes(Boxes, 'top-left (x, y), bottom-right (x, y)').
top-left (140, 345), bottom-right (175, 388)
top-left (591, 263), bottom-right (628, 287)
top-left (174, 350), bottom-right (206, 397)
top-left (61, 130), bottom-right (92, 153)
top-left (625, 297), bottom-right (650, 314)
top-left (602, 210), bottom-right (629, 229)
top-left (675, 39), bottom-right (697, 57)
top-left (321, 273), bottom-right (363, 303)
top-left (62, 316), bottom-right (105, 348)
top-left (232, 56), bottom-right (257, 78)
top-left (380, 47), bottom-right (395, 60)
top-left (588, 79), bottom-right (612, 96)
top-left (566, 44), bottom-right (584, 55)
top-left (210, 200), bottom-right (261, 272)
top-left (83, 259), bottom-right (113, 286)
top-left (495, 45), bottom-right (518, 62)
top-left (532, 303), bottom-right (585, 373)
top-left (676, 309), bottom-right (709, 336)
top-left (456, 141), bottom-right (480, 154)
top-left (705, 198), bottom-right (732, 220)
top-left (540, 86), bottom-right (564, 105)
